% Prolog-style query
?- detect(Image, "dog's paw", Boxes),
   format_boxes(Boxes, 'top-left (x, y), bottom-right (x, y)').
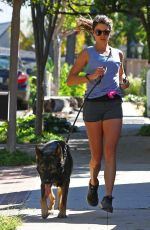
top-left (42, 214), bottom-right (49, 219)
top-left (41, 210), bottom-right (49, 219)
top-left (49, 210), bottom-right (54, 215)
top-left (57, 212), bottom-right (67, 218)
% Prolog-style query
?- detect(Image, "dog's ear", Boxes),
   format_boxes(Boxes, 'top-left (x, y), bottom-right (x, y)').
top-left (35, 145), bottom-right (42, 159)
top-left (55, 144), bottom-right (63, 159)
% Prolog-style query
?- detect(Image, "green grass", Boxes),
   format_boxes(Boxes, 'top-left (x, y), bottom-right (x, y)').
top-left (0, 215), bottom-right (22, 230)
top-left (0, 149), bottom-right (36, 166)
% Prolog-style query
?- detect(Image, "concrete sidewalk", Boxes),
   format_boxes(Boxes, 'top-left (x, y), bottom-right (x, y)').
top-left (0, 102), bottom-right (150, 230)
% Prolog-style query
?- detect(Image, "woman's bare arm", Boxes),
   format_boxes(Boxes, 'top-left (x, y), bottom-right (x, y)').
top-left (67, 49), bottom-right (89, 86)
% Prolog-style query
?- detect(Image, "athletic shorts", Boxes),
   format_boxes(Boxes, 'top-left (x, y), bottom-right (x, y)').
top-left (83, 95), bottom-right (123, 122)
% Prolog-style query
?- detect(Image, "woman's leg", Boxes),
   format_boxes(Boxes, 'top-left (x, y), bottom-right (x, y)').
top-left (85, 121), bottom-right (103, 185)
top-left (102, 118), bottom-right (122, 196)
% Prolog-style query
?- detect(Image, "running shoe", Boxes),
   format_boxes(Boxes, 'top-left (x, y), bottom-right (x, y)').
top-left (87, 181), bottom-right (99, 206)
top-left (100, 196), bottom-right (113, 213)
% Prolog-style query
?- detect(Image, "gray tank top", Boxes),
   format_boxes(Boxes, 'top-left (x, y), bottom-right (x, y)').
top-left (84, 46), bottom-right (122, 98)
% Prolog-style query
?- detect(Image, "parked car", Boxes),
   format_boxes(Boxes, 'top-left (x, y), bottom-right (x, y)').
top-left (0, 53), bottom-right (30, 109)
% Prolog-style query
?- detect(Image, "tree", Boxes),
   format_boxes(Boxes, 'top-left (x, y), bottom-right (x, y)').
top-left (3, 0), bottom-right (25, 152)
top-left (31, 0), bottom-right (62, 135)
top-left (31, 0), bottom-right (93, 135)
top-left (93, 0), bottom-right (150, 62)
top-left (3, 0), bottom-right (93, 142)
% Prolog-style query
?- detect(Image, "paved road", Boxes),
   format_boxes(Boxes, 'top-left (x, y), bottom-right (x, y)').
top-left (0, 102), bottom-right (150, 230)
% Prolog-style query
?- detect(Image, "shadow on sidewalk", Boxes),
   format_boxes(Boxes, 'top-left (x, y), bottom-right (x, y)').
top-left (14, 181), bottom-right (150, 229)
top-left (1, 115), bottom-right (150, 229)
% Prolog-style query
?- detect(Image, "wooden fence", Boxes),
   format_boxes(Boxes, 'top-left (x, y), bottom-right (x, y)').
top-left (125, 58), bottom-right (150, 77)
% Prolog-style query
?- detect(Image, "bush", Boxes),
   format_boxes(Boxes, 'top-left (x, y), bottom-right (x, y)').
top-left (44, 113), bottom-right (77, 133)
top-left (138, 125), bottom-right (150, 136)
top-left (0, 215), bottom-right (22, 230)
top-left (124, 94), bottom-right (144, 104)
top-left (139, 67), bottom-right (149, 95)
top-left (0, 122), bottom-right (8, 143)
top-left (59, 63), bottom-right (72, 96)
top-left (28, 75), bottom-right (37, 108)
top-left (28, 62), bottom-right (86, 107)
top-left (143, 96), bottom-right (147, 117)
top-left (123, 74), bottom-right (144, 96)
top-left (59, 63), bottom-right (86, 97)
top-left (0, 114), bottom-right (77, 144)
top-left (16, 114), bottom-right (67, 143)
top-left (123, 69), bottom-right (148, 116)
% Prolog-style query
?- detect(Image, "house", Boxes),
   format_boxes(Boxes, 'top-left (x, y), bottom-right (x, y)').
top-left (0, 22), bottom-right (11, 48)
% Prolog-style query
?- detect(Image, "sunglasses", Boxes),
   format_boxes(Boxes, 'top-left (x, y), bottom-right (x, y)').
top-left (95, 29), bottom-right (111, 36)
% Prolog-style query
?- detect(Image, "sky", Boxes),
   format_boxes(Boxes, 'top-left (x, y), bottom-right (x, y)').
top-left (0, 2), bottom-right (32, 35)
top-left (0, 1), bottom-right (12, 23)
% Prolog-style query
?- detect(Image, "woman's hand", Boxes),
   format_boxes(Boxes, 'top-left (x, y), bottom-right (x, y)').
top-left (90, 66), bottom-right (107, 80)
top-left (119, 78), bottom-right (130, 89)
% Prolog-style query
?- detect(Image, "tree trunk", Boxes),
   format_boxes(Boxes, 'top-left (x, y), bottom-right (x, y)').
top-left (31, 4), bottom-right (45, 136)
top-left (31, 1), bottom-right (61, 135)
top-left (49, 40), bottom-right (54, 61)
top-left (65, 34), bottom-right (76, 65)
top-left (140, 11), bottom-right (150, 63)
top-left (147, 27), bottom-right (150, 63)
top-left (53, 35), bottom-right (61, 95)
top-left (7, 0), bottom-right (22, 152)
top-left (35, 67), bottom-right (44, 135)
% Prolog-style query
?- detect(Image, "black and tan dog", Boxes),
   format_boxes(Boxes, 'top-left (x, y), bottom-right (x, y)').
top-left (36, 140), bottom-right (73, 219)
